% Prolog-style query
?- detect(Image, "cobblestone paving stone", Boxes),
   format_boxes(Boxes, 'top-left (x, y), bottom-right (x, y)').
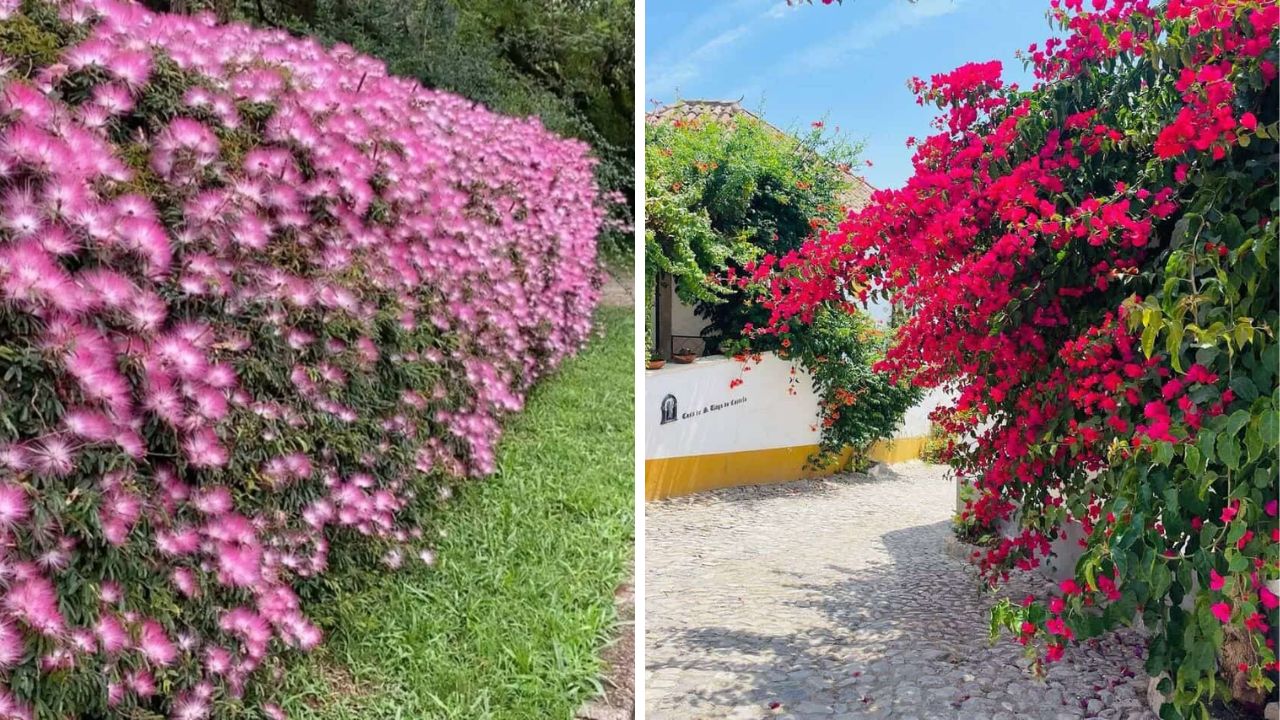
top-left (645, 461), bottom-right (1157, 720)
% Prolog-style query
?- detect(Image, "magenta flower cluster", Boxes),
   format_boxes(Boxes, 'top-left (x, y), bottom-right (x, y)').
top-left (0, 0), bottom-right (603, 716)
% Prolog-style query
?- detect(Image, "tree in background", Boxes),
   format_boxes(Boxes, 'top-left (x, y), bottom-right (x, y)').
top-left (647, 111), bottom-right (916, 465)
top-left (646, 112), bottom-right (859, 350)
top-left (141, 0), bottom-right (635, 260)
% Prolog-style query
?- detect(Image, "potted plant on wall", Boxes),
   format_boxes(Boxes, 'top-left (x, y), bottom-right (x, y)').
top-left (645, 324), bottom-right (665, 369)
top-left (672, 345), bottom-right (699, 364)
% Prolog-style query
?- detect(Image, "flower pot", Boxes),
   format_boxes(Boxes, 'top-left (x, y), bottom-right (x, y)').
top-left (646, 359), bottom-right (666, 370)
top-left (672, 353), bottom-right (697, 364)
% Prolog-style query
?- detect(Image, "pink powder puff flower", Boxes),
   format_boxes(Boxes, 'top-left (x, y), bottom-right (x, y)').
top-left (293, 620), bottom-right (322, 650)
top-left (0, 0), bottom-right (605, 706)
top-left (204, 645), bottom-right (232, 675)
top-left (107, 682), bottom-right (125, 707)
top-left (204, 363), bottom-right (237, 389)
top-left (64, 407), bottom-right (116, 443)
top-left (100, 491), bottom-right (142, 546)
top-left (5, 576), bottom-right (65, 636)
top-left (128, 292), bottom-right (167, 330)
top-left (96, 613), bottom-right (129, 654)
top-left (113, 429), bottom-right (146, 459)
top-left (194, 486), bottom-right (233, 515)
top-left (38, 222), bottom-right (82, 258)
top-left (219, 607), bottom-right (271, 644)
top-left (0, 446), bottom-right (30, 472)
top-left (0, 621), bottom-right (24, 668)
top-left (100, 581), bottom-right (123, 604)
top-left (39, 648), bottom-right (74, 672)
top-left (28, 436), bottom-right (75, 477)
top-left (0, 82), bottom-right (53, 124)
top-left (138, 620), bottom-right (178, 666)
top-left (104, 49), bottom-right (152, 88)
top-left (170, 693), bottom-right (210, 720)
top-left (37, 538), bottom-right (73, 572)
top-left (177, 629), bottom-right (198, 651)
top-left (157, 528), bottom-right (202, 556)
top-left (76, 269), bottom-right (137, 309)
top-left (91, 83), bottom-right (135, 115)
top-left (182, 428), bottom-right (228, 468)
top-left (70, 628), bottom-right (96, 653)
top-left (114, 216), bottom-right (172, 277)
top-left (191, 386), bottom-right (229, 422)
top-left (1, 123), bottom-right (58, 171)
top-left (127, 669), bottom-right (156, 697)
top-left (2, 185), bottom-right (41, 238)
top-left (152, 118), bottom-right (219, 180)
top-left (170, 568), bottom-right (199, 597)
top-left (285, 453), bottom-right (312, 478)
top-left (0, 485), bottom-right (29, 528)
top-left (0, 687), bottom-right (31, 720)
top-left (382, 549), bottom-right (403, 569)
top-left (156, 336), bottom-right (208, 378)
top-left (215, 543), bottom-right (262, 587)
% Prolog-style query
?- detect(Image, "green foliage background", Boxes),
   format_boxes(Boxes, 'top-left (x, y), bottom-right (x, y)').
top-left (645, 113), bottom-right (860, 350)
top-left (783, 308), bottom-right (922, 466)
top-left (646, 111), bottom-right (915, 461)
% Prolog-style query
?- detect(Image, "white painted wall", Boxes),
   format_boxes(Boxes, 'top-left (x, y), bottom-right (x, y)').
top-left (645, 352), bottom-right (951, 461)
top-left (670, 295), bottom-right (704, 340)
top-left (899, 386), bottom-right (950, 438)
top-left (645, 353), bottom-right (822, 460)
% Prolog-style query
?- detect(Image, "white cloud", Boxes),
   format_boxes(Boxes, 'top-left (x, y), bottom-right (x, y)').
top-left (785, 0), bottom-right (965, 74)
top-left (647, 1), bottom-right (800, 99)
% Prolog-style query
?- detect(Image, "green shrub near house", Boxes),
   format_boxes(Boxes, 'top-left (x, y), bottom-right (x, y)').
top-left (646, 107), bottom-right (916, 463)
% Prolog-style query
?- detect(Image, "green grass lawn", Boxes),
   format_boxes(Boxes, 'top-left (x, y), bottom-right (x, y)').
top-left (278, 306), bottom-right (635, 720)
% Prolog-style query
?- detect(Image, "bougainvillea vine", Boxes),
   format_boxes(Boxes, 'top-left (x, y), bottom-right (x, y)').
top-left (754, 0), bottom-right (1277, 715)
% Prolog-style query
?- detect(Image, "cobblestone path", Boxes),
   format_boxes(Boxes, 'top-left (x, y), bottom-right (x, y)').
top-left (645, 462), bottom-right (1156, 720)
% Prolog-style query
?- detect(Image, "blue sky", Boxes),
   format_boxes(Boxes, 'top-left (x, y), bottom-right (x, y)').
top-left (646, 0), bottom-right (1058, 190)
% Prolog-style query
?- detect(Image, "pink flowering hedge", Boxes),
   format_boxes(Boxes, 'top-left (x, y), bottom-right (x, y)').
top-left (0, 0), bottom-right (602, 716)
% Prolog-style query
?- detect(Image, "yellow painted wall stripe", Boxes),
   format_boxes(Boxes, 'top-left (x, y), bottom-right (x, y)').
top-left (645, 436), bottom-right (929, 500)
top-left (867, 436), bottom-right (927, 464)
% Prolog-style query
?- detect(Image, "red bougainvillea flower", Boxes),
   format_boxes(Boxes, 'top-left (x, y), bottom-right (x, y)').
top-left (1211, 602), bottom-right (1233, 624)
top-left (1210, 569), bottom-right (1226, 591)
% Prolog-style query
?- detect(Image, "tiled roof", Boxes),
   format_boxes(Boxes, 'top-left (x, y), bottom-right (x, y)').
top-left (647, 99), bottom-right (876, 211)
top-left (646, 99), bottom-right (762, 126)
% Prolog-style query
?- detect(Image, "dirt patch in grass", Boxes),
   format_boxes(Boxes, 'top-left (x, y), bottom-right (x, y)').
top-left (577, 566), bottom-right (635, 720)
top-left (599, 265), bottom-right (634, 308)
